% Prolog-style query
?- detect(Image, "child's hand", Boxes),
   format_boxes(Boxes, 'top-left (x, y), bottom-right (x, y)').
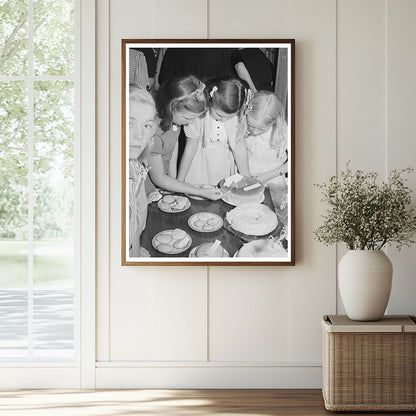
top-left (199, 187), bottom-right (223, 201)
top-left (139, 246), bottom-right (151, 257)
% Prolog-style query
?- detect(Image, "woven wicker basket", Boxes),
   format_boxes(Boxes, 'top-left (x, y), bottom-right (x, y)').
top-left (322, 315), bottom-right (416, 411)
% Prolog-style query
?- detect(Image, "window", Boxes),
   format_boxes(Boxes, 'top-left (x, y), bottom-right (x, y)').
top-left (0, 0), bottom-right (78, 362)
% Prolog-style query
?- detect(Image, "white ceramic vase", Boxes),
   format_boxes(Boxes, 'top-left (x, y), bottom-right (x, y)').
top-left (338, 250), bottom-right (393, 321)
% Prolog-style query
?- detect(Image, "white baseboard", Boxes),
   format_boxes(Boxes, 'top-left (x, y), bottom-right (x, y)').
top-left (0, 367), bottom-right (80, 388)
top-left (96, 365), bottom-right (323, 389)
top-left (0, 364), bottom-right (323, 388)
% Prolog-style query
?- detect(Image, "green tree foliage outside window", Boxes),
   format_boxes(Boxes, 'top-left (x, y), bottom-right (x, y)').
top-left (0, 0), bottom-right (74, 240)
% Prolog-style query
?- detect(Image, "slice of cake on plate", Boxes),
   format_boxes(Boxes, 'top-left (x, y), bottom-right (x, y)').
top-left (220, 173), bottom-right (264, 205)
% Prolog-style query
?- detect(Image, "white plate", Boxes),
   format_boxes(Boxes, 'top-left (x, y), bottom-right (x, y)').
top-left (233, 239), bottom-right (288, 258)
top-left (225, 202), bottom-right (278, 237)
top-left (188, 246), bottom-right (200, 257)
top-left (152, 229), bottom-right (192, 254)
top-left (222, 192), bottom-right (265, 206)
top-left (189, 243), bottom-right (229, 258)
top-left (188, 212), bottom-right (223, 233)
top-left (157, 195), bottom-right (190, 213)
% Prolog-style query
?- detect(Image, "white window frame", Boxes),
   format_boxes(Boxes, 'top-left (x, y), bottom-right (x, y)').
top-left (0, 0), bottom-right (96, 388)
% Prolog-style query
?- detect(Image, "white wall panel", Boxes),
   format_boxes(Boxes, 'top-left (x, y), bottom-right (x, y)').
top-left (108, 0), bottom-right (207, 39)
top-left (385, 0), bottom-right (416, 315)
top-left (96, 0), bottom-right (110, 362)
top-left (337, 0), bottom-right (387, 171)
top-left (110, 269), bottom-right (207, 361)
top-left (110, 0), bottom-right (154, 37)
top-left (336, 0), bottom-right (387, 314)
top-left (209, 0), bottom-right (290, 37)
top-left (285, 0), bottom-right (337, 361)
top-left (105, 0), bottom-right (209, 362)
top-left (110, 273), bottom-right (155, 360)
top-left (208, 0), bottom-right (337, 365)
top-left (209, 268), bottom-right (290, 361)
top-left (94, 0), bottom-right (416, 388)
top-left (152, 0), bottom-right (207, 38)
top-left (150, 271), bottom-right (207, 361)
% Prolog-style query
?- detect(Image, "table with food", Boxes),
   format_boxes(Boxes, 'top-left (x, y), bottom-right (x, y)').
top-left (140, 174), bottom-right (289, 259)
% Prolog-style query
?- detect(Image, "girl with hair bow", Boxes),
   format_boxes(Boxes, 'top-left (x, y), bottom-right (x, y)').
top-left (177, 76), bottom-right (252, 186)
top-left (147, 75), bottom-right (223, 200)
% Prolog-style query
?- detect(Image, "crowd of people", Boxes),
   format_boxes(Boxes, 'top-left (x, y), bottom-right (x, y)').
top-left (128, 48), bottom-right (288, 257)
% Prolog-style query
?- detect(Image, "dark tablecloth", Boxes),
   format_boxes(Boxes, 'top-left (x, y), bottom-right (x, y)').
top-left (140, 187), bottom-right (287, 258)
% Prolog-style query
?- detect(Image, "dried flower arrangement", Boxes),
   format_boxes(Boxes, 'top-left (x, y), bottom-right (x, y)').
top-left (314, 164), bottom-right (416, 250)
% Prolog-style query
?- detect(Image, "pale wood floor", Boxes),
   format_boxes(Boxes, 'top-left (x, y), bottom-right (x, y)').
top-left (0, 389), bottom-right (413, 415)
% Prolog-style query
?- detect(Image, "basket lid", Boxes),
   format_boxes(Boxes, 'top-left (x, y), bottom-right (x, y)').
top-left (322, 315), bottom-right (416, 333)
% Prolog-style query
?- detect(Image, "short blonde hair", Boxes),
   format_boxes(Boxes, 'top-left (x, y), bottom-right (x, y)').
top-left (129, 85), bottom-right (156, 109)
top-left (246, 91), bottom-right (287, 148)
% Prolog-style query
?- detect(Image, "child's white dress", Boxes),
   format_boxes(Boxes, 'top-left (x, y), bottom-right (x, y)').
top-left (184, 114), bottom-right (240, 186)
top-left (245, 124), bottom-right (287, 185)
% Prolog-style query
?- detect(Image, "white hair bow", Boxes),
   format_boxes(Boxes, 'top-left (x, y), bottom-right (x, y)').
top-left (209, 86), bottom-right (218, 98)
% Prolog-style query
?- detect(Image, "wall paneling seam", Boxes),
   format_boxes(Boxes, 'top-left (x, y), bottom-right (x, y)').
top-left (385, 0), bottom-right (389, 178)
top-left (335, 0), bottom-right (339, 314)
top-left (96, 0), bottom-right (111, 362)
top-left (207, 0), bottom-right (210, 38)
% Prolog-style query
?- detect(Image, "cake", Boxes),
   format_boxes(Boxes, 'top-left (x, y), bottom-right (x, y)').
top-left (226, 202), bottom-right (278, 236)
top-left (220, 173), bottom-right (264, 205)
top-left (195, 240), bottom-right (229, 257)
top-left (236, 238), bottom-right (288, 258)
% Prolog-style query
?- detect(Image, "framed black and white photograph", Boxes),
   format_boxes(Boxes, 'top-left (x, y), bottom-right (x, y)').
top-left (122, 39), bottom-right (295, 265)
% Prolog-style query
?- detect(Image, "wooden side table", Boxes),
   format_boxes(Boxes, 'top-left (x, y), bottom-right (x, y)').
top-left (322, 315), bottom-right (416, 411)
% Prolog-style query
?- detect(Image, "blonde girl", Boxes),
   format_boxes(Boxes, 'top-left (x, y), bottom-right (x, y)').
top-left (245, 90), bottom-right (288, 185)
top-left (177, 76), bottom-right (251, 186)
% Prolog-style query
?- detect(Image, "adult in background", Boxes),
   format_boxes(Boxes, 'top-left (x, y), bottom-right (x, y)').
top-left (231, 48), bottom-right (274, 92)
top-left (156, 48), bottom-right (233, 86)
top-left (130, 48), bottom-right (157, 91)
top-left (155, 47), bottom-right (234, 166)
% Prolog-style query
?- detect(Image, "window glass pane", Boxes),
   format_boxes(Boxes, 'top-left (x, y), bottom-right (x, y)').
top-left (0, 289), bottom-right (28, 359)
top-left (0, 0), bottom-right (28, 76)
top-left (0, 81), bottom-right (29, 360)
top-left (33, 288), bottom-right (74, 360)
top-left (33, 81), bottom-right (74, 257)
top-left (33, 80), bottom-right (74, 359)
top-left (0, 0), bottom-right (77, 363)
top-left (0, 81), bottom-right (28, 242)
top-left (33, 0), bottom-right (74, 76)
